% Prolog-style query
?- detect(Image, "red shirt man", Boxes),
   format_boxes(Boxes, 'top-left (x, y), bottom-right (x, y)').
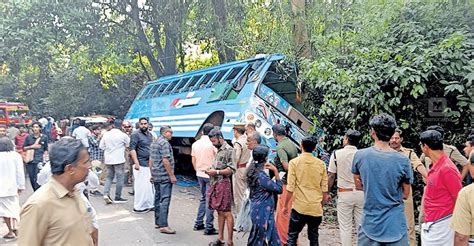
top-left (424, 154), bottom-right (462, 222)
top-left (420, 129), bottom-right (462, 246)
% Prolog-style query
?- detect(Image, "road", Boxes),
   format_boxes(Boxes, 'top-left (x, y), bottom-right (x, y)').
top-left (1, 177), bottom-right (341, 246)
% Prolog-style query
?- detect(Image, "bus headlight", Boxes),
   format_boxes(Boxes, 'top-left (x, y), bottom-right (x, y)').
top-left (246, 113), bottom-right (255, 122)
top-left (264, 128), bottom-right (272, 136)
top-left (255, 119), bottom-right (262, 128)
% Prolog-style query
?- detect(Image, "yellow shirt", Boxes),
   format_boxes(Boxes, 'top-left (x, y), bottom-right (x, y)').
top-left (287, 153), bottom-right (328, 217)
top-left (18, 178), bottom-right (93, 246)
top-left (450, 183), bottom-right (474, 237)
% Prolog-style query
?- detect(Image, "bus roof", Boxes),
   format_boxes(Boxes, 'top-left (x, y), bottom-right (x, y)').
top-left (147, 54), bottom-right (285, 84)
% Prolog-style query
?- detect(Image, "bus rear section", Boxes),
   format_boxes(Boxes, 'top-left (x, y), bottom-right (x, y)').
top-left (124, 54), bottom-right (313, 174)
top-left (0, 101), bottom-right (32, 126)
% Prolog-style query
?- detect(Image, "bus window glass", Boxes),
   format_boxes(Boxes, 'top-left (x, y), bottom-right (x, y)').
top-left (162, 81), bottom-right (177, 95)
top-left (0, 109), bottom-right (5, 118)
top-left (146, 85), bottom-right (161, 98)
top-left (172, 78), bottom-right (189, 93)
top-left (196, 73), bottom-right (215, 89)
top-left (183, 75), bottom-right (202, 92)
top-left (139, 85), bottom-right (154, 100)
top-left (7, 109), bottom-right (30, 119)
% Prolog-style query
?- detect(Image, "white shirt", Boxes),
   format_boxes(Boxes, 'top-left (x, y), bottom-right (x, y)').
top-left (99, 128), bottom-right (130, 165)
top-left (72, 126), bottom-right (91, 148)
top-left (0, 151), bottom-right (25, 197)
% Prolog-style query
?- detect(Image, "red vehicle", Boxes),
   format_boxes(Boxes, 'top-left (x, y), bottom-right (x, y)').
top-left (0, 101), bottom-right (32, 126)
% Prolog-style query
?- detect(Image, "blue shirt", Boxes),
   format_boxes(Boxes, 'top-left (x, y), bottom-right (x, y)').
top-left (352, 147), bottom-right (413, 242)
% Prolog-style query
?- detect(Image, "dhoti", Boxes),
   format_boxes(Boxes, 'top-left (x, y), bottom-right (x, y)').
top-left (133, 167), bottom-right (154, 210)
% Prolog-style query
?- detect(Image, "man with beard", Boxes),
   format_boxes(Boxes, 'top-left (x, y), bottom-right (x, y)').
top-left (206, 128), bottom-right (236, 246)
top-left (18, 138), bottom-right (94, 245)
top-left (130, 117), bottom-right (154, 213)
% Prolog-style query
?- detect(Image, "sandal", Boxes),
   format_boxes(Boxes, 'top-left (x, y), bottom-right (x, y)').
top-left (209, 239), bottom-right (224, 246)
top-left (3, 233), bottom-right (16, 240)
top-left (154, 224), bottom-right (160, 229)
top-left (159, 227), bottom-right (176, 234)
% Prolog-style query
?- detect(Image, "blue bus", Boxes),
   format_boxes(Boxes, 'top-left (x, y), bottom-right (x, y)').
top-left (125, 54), bottom-right (313, 171)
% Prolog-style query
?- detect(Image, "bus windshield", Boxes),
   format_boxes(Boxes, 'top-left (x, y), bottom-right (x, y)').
top-left (7, 109), bottom-right (30, 119)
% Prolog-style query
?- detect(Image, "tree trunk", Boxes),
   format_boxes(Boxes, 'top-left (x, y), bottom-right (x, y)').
top-left (212, 0), bottom-right (236, 63)
top-left (130, 0), bottom-right (163, 78)
top-left (291, 0), bottom-right (312, 59)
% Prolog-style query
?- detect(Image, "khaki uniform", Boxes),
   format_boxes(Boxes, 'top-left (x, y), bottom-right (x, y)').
top-left (232, 134), bottom-right (251, 214)
top-left (450, 184), bottom-right (474, 242)
top-left (328, 145), bottom-right (364, 246)
top-left (396, 146), bottom-right (422, 246)
top-left (420, 144), bottom-right (468, 169)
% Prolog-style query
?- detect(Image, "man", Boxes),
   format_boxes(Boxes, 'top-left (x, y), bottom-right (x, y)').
top-left (272, 124), bottom-right (298, 245)
top-left (88, 124), bottom-right (104, 195)
top-left (191, 123), bottom-right (218, 235)
top-left (247, 131), bottom-right (262, 153)
top-left (0, 125), bottom-right (7, 138)
top-left (245, 122), bottom-right (256, 136)
top-left (421, 125), bottom-right (469, 181)
top-left (327, 129), bottom-right (363, 246)
top-left (463, 134), bottom-right (474, 168)
top-left (450, 183), bottom-right (474, 246)
top-left (23, 122), bottom-right (49, 191)
top-left (148, 123), bottom-right (158, 140)
top-left (150, 125), bottom-right (176, 234)
top-left (420, 130), bottom-right (462, 245)
top-left (121, 121), bottom-right (133, 187)
top-left (390, 128), bottom-right (428, 246)
top-left (18, 138), bottom-right (94, 245)
top-left (130, 117), bottom-right (154, 213)
top-left (15, 125), bottom-right (29, 161)
top-left (352, 113), bottom-right (412, 245)
top-left (205, 128), bottom-right (236, 246)
top-left (73, 120), bottom-right (91, 148)
top-left (6, 123), bottom-right (19, 142)
top-left (100, 120), bottom-right (130, 204)
top-left (283, 136), bottom-right (329, 245)
top-left (232, 122), bottom-right (251, 215)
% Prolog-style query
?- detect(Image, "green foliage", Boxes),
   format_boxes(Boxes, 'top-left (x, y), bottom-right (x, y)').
top-left (302, 1), bottom-right (473, 149)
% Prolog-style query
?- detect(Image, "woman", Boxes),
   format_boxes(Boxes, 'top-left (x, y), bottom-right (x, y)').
top-left (247, 145), bottom-right (283, 246)
top-left (0, 137), bottom-right (25, 241)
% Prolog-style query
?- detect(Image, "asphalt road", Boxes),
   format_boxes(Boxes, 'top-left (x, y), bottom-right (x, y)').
top-left (1, 178), bottom-right (341, 246)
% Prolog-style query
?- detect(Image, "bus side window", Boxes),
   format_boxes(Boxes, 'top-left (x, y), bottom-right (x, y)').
top-left (182, 75), bottom-right (202, 92)
top-left (161, 80), bottom-right (178, 96)
top-left (223, 67), bottom-right (243, 84)
top-left (146, 85), bottom-right (162, 98)
top-left (139, 85), bottom-right (155, 100)
top-left (171, 78), bottom-right (189, 94)
top-left (205, 70), bottom-right (227, 89)
top-left (151, 84), bottom-right (164, 97)
top-left (0, 109), bottom-right (5, 118)
top-left (155, 83), bottom-right (169, 96)
top-left (195, 73), bottom-right (215, 89)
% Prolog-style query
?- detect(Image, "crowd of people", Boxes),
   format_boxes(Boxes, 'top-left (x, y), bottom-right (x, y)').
top-left (0, 112), bottom-right (473, 245)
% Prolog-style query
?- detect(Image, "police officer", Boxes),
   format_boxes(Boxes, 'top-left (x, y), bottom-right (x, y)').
top-left (232, 122), bottom-right (251, 215)
top-left (390, 128), bottom-right (428, 246)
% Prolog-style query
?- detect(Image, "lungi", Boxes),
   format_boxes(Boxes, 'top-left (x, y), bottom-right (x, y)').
top-left (133, 167), bottom-right (154, 210)
top-left (421, 215), bottom-right (454, 246)
top-left (0, 195), bottom-right (20, 220)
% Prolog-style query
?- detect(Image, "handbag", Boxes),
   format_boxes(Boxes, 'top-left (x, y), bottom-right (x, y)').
top-left (208, 177), bottom-right (232, 211)
top-left (24, 135), bottom-right (41, 163)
